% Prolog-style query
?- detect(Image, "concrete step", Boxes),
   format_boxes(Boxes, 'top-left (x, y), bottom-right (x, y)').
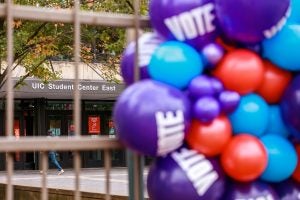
top-left (0, 183), bottom-right (129, 200)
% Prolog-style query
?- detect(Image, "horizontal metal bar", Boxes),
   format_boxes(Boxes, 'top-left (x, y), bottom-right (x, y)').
top-left (0, 136), bottom-right (123, 152)
top-left (79, 11), bottom-right (149, 27)
top-left (0, 4), bottom-right (150, 28)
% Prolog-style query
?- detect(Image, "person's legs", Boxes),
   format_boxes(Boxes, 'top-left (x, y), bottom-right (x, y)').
top-left (49, 151), bottom-right (63, 172)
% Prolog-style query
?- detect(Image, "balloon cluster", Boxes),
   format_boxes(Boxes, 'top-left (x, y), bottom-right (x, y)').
top-left (114, 0), bottom-right (300, 199)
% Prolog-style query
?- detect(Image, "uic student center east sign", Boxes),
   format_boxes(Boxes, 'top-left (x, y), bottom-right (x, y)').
top-left (31, 81), bottom-right (116, 92)
top-left (0, 78), bottom-right (125, 170)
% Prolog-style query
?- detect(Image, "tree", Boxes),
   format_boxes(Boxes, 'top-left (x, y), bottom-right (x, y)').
top-left (0, 0), bottom-right (149, 88)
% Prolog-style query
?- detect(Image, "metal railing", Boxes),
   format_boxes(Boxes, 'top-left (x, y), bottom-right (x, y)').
top-left (0, 0), bottom-right (149, 199)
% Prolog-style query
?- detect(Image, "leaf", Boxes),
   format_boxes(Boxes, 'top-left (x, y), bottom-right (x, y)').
top-left (1, 0), bottom-right (149, 87)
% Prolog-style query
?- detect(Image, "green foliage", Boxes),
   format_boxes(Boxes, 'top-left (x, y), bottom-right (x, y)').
top-left (0, 0), bottom-right (149, 87)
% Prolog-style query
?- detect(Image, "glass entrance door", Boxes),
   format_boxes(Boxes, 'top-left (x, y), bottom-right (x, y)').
top-left (48, 115), bottom-right (62, 136)
top-left (85, 114), bottom-right (103, 167)
top-left (82, 110), bottom-right (125, 167)
top-left (14, 111), bottom-right (35, 170)
top-left (47, 113), bottom-right (74, 168)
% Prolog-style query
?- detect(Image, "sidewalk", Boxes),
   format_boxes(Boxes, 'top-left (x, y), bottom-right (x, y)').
top-left (0, 168), bottom-right (149, 198)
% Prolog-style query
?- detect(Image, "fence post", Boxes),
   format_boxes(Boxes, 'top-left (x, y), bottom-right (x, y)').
top-left (127, 151), bottom-right (144, 200)
top-left (126, 0), bottom-right (145, 196)
top-left (125, 28), bottom-right (145, 198)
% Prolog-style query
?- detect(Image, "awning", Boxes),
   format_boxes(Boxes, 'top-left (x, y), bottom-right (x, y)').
top-left (0, 78), bottom-right (125, 100)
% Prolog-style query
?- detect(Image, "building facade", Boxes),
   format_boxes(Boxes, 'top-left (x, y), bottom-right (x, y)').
top-left (0, 62), bottom-right (127, 170)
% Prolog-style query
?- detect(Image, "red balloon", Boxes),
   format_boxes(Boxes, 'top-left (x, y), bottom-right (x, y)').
top-left (213, 49), bottom-right (265, 95)
top-left (221, 134), bottom-right (268, 182)
top-left (256, 60), bottom-right (292, 103)
top-left (185, 116), bottom-right (232, 157)
top-left (292, 144), bottom-right (300, 182)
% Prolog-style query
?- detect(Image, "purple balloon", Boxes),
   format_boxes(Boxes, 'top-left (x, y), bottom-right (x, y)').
top-left (193, 96), bottom-right (220, 123)
top-left (202, 43), bottom-right (224, 67)
top-left (281, 75), bottom-right (300, 139)
top-left (274, 179), bottom-right (300, 200)
top-left (225, 181), bottom-right (279, 200)
top-left (215, 0), bottom-right (290, 43)
top-left (188, 75), bottom-right (215, 99)
top-left (219, 90), bottom-right (241, 114)
top-left (210, 77), bottom-right (224, 95)
top-left (121, 32), bottom-right (164, 85)
top-left (149, 0), bottom-right (219, 50)
top-left (113, 80), bottom-right (190, 156)
top-left (147, 147), bottom-right (226, 200)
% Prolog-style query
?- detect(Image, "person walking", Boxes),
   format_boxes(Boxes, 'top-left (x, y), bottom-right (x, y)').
top-left (48, 150), bottom-right (64, 175)
top-left (40, 130), bottom-right (64, 175)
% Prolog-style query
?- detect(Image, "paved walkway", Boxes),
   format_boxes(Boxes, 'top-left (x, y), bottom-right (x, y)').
top-left (0, 168), bottom-right (149, 197)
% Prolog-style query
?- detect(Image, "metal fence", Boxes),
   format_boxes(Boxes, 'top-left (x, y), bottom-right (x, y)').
top-left (0, 0), bottom-right (149, 199)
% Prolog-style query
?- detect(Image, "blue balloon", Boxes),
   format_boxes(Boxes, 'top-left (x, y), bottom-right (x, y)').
top-left (149, 41), bottom-right (203, 89)
top-left (260, 135), bottom-right (298, 182)
top-left (264, 105), bottom-right (290, 138)
top-left (229, 93), bottom-right (269, 137)
top-left (289, 0), bottom-right (300, 23)
top-left (262, 23), bottom-right (300, 71)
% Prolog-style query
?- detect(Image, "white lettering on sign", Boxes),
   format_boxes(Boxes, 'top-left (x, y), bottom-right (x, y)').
top-left (48, 83), bottom-right (73, 90)
top-left (30, 82), bottom-right (118, 92)
top-left (235, 194), bottom-right (275, 200)
top-left (32, 82), bottom-right (45, 89)
top-left (164, 3), bottom-right (215, 41)
top-left (264, 6), bottom-right (291, 39)
top-left (78, 84), bottom-right (99, 91)
top-left (101, 85), bottom-right (116, 91)
top-left (171, 148), bottom-right (218, 197)
top-left (155, 110), bottom-right (185, 155)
